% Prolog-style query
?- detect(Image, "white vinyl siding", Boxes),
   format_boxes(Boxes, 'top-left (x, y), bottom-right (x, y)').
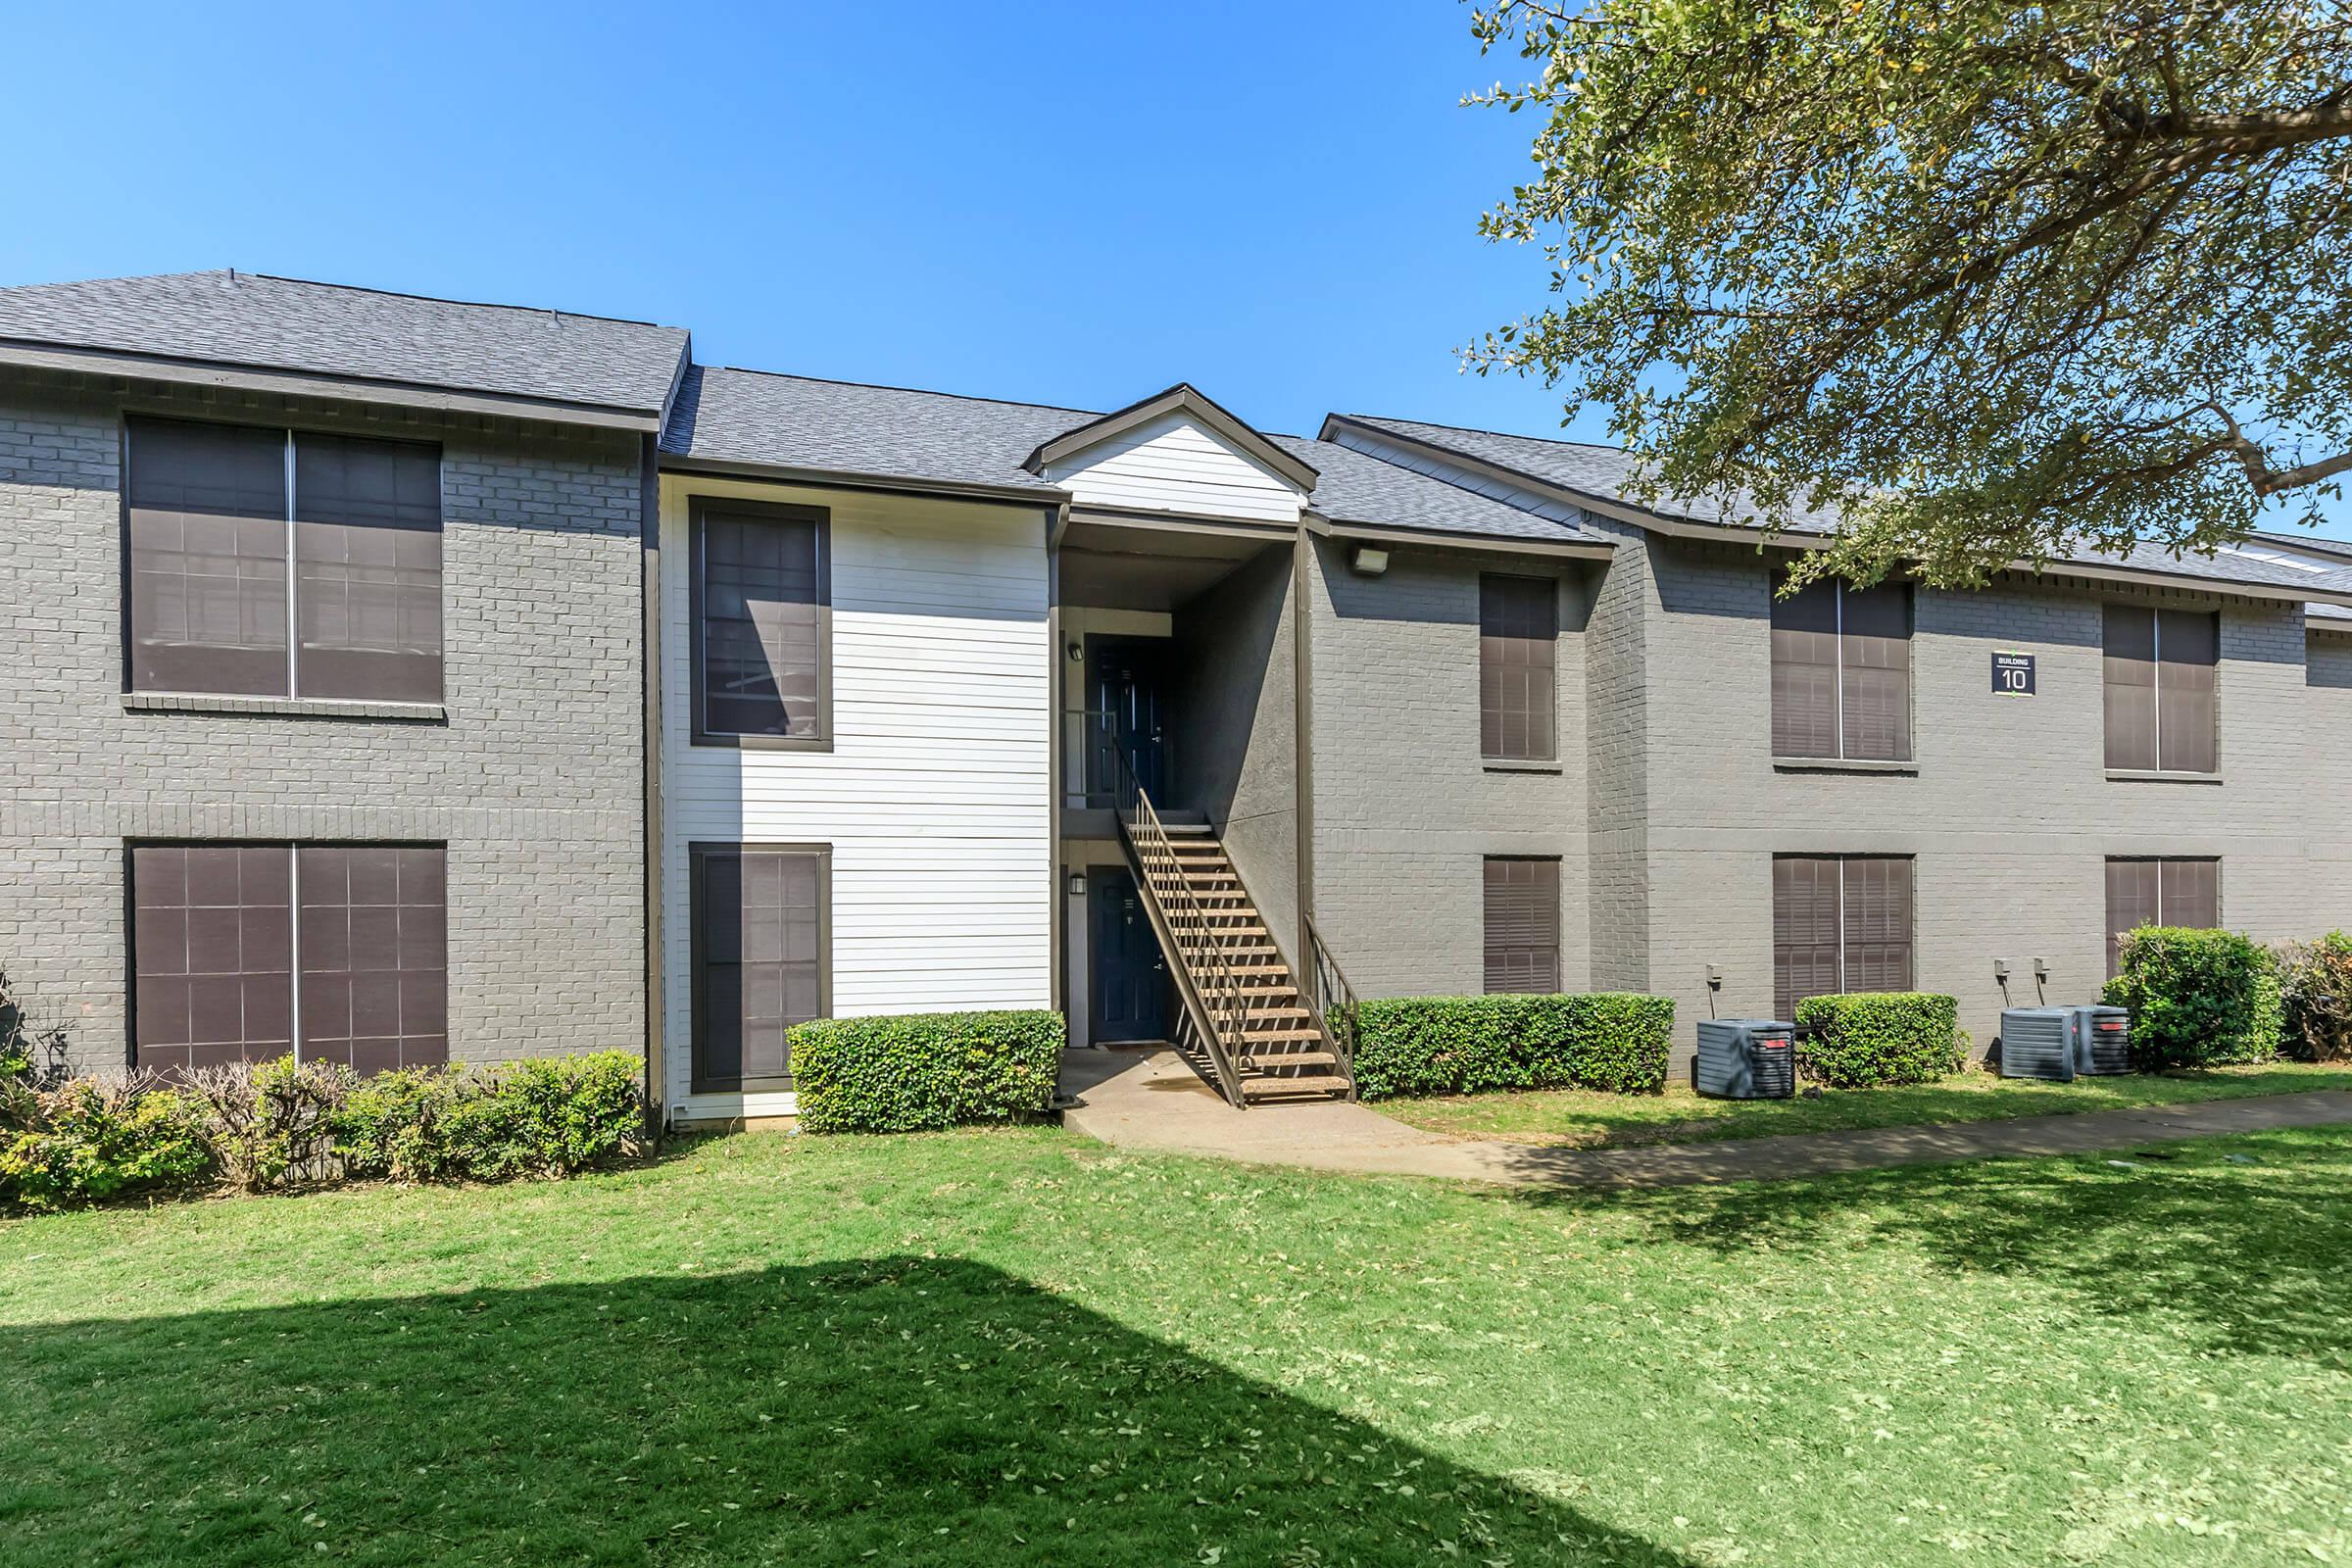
top-left (660, 475), bottom-right (1054, 1118)
top-left (1045, 411), bottom-right (1305, 522)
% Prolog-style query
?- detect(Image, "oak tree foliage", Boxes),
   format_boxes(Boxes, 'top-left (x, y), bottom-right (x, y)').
top-left (1466, 1), bottom-right (2352, 586)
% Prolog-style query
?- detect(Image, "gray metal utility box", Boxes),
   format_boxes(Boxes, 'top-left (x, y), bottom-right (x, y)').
top-left (1695, 1019), bottom-right (1796, 1099)
top-left (1999, 1005), bottom-right (2132, 1081)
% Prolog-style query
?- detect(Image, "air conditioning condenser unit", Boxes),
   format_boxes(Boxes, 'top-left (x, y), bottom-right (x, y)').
top-left (1999, 1005), bottom-right (2132, 1081)
top-left (1695, 1019), bottom-right (1796, 1099)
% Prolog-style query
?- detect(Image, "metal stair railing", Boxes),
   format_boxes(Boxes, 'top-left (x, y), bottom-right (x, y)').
top-left (1105, 739), bottom-right (1251, 1107)
top-left (1300, 912), bottom-right (1360, 1100)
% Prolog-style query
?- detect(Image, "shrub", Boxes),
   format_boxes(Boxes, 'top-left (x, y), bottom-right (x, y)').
top-left (0, 1076), bottom-right (214, 1210)
top-left (794, 1010), bottom-right (1064, 1134)
top-left (2103, 926), bottom-right (2283, 1069)
top-left (332, 1066), bottom-right (466, 1182)
top-left (0, 969), bottom-right (70, 1130)
top-left (2278, 931), bottom-right (2352, 1063)
top-left (1349, 993), bottom-right (1674, 1101)
top-left (1792, 993), bottom-right (1965, 1088)
top-left (335, 1053), bottom-right (647, 1182)
top-left (186, 1058), bottom-right (353, 1191)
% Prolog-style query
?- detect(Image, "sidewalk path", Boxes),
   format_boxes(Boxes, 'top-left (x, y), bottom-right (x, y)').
top-left (1056, 1048), bottom-right (2352, 1189)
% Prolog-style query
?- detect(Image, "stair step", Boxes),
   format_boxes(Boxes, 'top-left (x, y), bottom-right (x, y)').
top-left (1245, 1049), bottom-right (1339, 1068)
top-left (1239, 1073), bottom-right (1351, 1099)
top-left (1238, 1026), bottom-right (1324, 1042)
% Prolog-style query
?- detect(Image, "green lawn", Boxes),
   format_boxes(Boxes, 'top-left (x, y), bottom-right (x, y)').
top-left (4, 1122), bottom-right (2350, 1566)
top-left (1381, 1060), bottom-right (2352, 1149)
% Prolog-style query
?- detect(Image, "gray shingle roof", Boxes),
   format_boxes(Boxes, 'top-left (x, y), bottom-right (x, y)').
top-left (1335, 414), bottom-right (1841, 532)
top-left (0, 270), bottom-right (688, 416)
top-left (1340, 414), bottom-right (2352, 601)
top-left (662, 365), bottom-right (1074, 496)
top-left (2252, 528), bottom-right (2352, 564)
top-left (1268, 434), bottom-right (1605, 545)
top-left (664, 367), bottom-right (1609, 542)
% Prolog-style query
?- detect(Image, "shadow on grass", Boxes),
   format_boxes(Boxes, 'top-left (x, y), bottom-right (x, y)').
top-left (0, 1255), bottom-right (1687, 1568)
top-left (1534, 1130), bottom-right (2352, 1364)
top-left (1394, 1065), bottom-right (2352, 1150)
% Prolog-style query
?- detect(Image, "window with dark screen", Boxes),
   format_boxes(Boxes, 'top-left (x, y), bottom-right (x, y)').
top-left (129, 843), bottom-right (445, 1073)
top-left (1479, 574), bottom-right (1558, 761)
top-left (294, 432), bottom-right (444, 702)
top-left (1483, 857), bottom-right (1561, 993)
top-left (2104, 605), bottom-right (2218, 772)
top-left (295, 846), bottom-right (448, 1073)
top-left (693, 500), bottom-right (829, 745)
top-left (1770, 577), bottom-right (1912, 760)
top-left (126, 417), bottom-right (442, 701)
top-left (2105, 857), bottom-right (2221, 975)
top-left (691, 844), bottom-right (828, 1091)
top-left (126, 419), bottom-right (292, 695)
top-left (1772, 856), bottom-right (1916, 1018)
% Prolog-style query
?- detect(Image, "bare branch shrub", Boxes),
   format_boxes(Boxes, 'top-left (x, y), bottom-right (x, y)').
top-left (185, 1058), bottom-right (353, 1191)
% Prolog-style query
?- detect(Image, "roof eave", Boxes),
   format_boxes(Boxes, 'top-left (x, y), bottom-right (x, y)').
top-left (1329, 417), bottom-right (2352, 606)
top-left (1305, 513), bottom-right (1615, 562)
top-left (1636, 511), bottom-right (2352, 606)
top-left (0, 339), bottom-right (663, 433)
top-left (657, 449), bottom-right (1069, 508)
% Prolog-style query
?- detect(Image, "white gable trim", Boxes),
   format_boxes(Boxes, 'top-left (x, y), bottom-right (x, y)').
top-left (1029, 382), bottom-right (1316, 490)
top-left (1041, 406), bottom-right (1309, 523)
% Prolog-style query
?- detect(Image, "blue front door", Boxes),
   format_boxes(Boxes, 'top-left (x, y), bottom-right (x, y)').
top-left (1086, 638), bottom-right (1167, 804)
top-left (1089, 866), bottom-right (1169, 1044)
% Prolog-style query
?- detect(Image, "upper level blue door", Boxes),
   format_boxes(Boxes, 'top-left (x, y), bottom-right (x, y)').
top-left (1085, 637), bottom-right (1168, 804)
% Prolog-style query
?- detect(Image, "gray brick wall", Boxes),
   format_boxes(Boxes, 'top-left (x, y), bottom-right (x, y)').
top-left (1171, 544), bottom-right (1298, 958)
top-left (2310, 629), bottom-right (2352, 940)
top-left (0, 368), bottom-right (647, 1074)
top-left (1297, 518), bottom-right (2349, 1076)
top-left (1303, 536), bottom-right (1592, 998)
top-left (1581, 519), bottom-right (1655, 992)
top-left (1635, 540), bottom-right (2346, 1066)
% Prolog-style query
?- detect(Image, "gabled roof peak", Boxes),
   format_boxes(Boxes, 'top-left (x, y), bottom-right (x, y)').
top-left (1026, 381), bottom-right (1319, 493)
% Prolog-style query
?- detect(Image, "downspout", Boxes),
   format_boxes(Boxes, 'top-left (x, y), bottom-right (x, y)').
top-left (1291, 525), bottom-right (1315, 970)
top-left (639, 435), bottom-right (666, 1133)
top-left (1046, 500), bottom-right (1070, 1020)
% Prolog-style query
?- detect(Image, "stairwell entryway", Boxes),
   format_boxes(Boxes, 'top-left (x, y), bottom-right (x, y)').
top-left (1105, 746), bottom-right (1356, 1106)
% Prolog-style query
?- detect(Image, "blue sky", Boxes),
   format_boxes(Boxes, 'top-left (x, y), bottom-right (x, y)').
top-left (6, 0), bottom-right (2344, 538)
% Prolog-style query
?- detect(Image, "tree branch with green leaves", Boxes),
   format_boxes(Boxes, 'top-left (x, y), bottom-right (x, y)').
top-left (1464, 1), bottom-right (2352, 586)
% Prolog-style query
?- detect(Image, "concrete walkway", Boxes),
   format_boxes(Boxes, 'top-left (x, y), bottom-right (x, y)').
top-left (1056, 1048), bottom-right (2352, 1189)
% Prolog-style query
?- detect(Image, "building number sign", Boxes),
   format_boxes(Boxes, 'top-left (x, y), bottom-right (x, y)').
top-left (1992, 652), bottom-right (2036, 696)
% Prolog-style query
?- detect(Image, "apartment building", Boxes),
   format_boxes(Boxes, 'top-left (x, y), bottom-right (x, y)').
top-left (3, 270), bottom-right (2346, 1110)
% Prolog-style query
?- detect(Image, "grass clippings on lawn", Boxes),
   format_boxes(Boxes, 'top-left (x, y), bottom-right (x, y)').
top-left (1381, 1059), bottom-right (2352, 1149)
top-left (3, 1119), bottom-right (2349, 1565)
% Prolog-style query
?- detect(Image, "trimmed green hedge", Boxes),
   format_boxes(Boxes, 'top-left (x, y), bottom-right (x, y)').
top-left (793, 1009), bottom-right (1065, 1134)
top-left (2104, 926), bottom-right (2283, 1068)
top-left (1792, 993), bottom-right (1964, 1087)
top-left (1349, 993), bottom-right (1673, 1101)
top-left (2, 1051), bottom-right (648, 1211)
top-left (334, 1053), bottom-right (648, 1183)
top-left (0, 1079), bottom-right (213, 1210)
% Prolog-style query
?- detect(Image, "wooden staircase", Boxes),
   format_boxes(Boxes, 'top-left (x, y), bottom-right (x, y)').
top-left (1121, 812), bottom-right (1355, 1106)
